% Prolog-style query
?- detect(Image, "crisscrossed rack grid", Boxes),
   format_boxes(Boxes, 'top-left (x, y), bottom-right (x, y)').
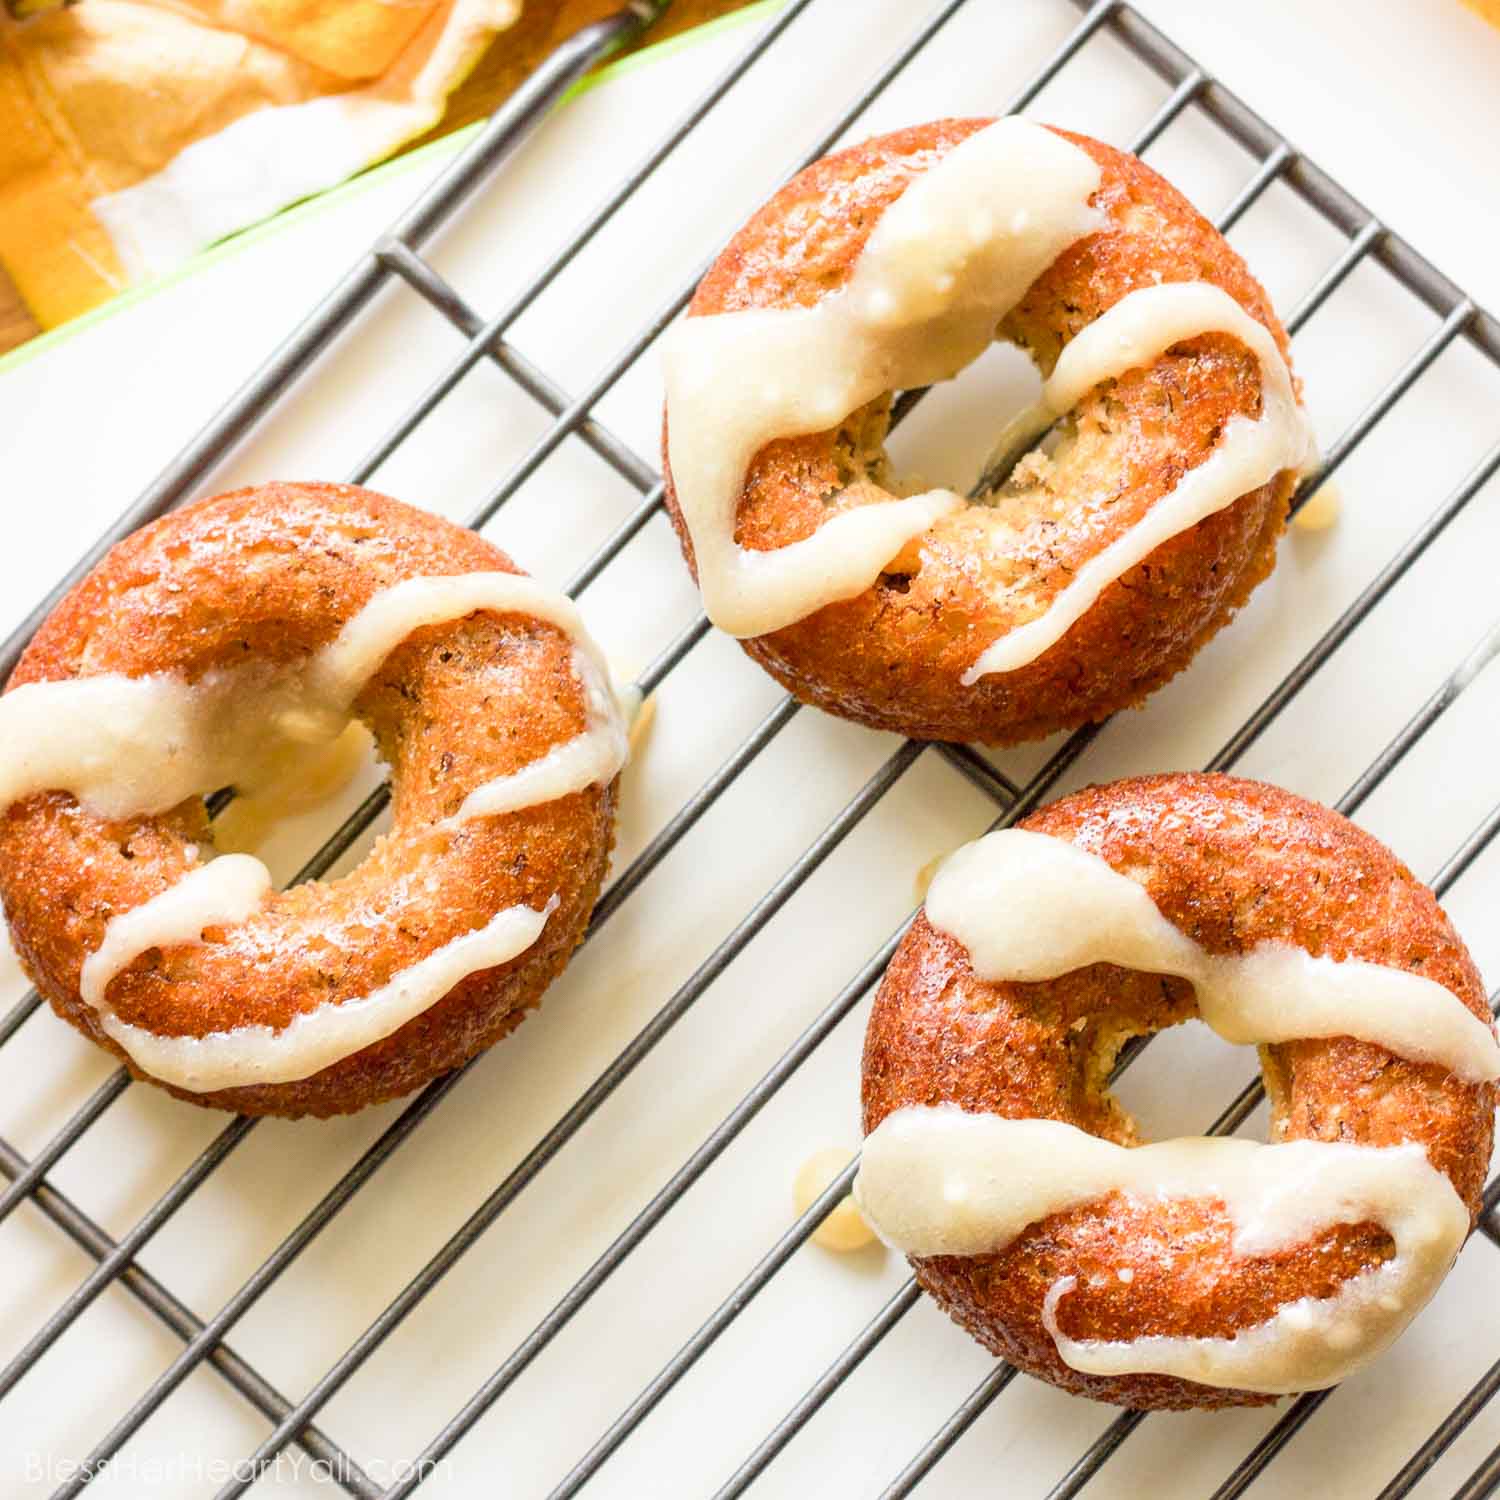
top-left (2, 0), bottom-right (1500, 1494)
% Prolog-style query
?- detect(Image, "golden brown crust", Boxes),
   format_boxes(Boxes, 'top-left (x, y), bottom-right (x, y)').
top-left (661, 120), bottom-right (1297, 744)
top-left (0, 482), bottom-right (617, 1118)
top-left (861, 774), bottom-right (1495, 1409)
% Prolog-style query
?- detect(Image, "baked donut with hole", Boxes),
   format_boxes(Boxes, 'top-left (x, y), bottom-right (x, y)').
top-left (662, 119), bottom-right (1312, 744)
top-left (857, 774), bottom-right (1498, 1409)
top-left (0, 483), bottom-right (625, 1118)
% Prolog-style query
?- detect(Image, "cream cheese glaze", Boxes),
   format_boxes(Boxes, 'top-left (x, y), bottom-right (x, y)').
top-left (92, 897), bottom-right (557, 1092)
top-left (0, 572), bottom-right (626, 825)
top-left (924, 830), bottom-right (1500, 1083)
top-left (663, 117), bottom-right (1314, 676)
top-left (1, 570), bottom-right (625, 1091)
top-left (855, 1106), bottom-right (1469, 1394)
top-left (78, 854), bottom-right (271, 1010)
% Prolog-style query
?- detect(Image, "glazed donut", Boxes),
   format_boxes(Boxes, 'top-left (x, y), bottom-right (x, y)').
top-left (0, 483), bottom-right (626, 1119)
top-left (661, 118), bottom-right (1313, 744)
top-left (856, 774), bottom-right (1498, 1409)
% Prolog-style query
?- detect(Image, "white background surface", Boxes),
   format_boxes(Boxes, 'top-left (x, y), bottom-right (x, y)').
top-left (2, 1), bottom-right (1500, 1496)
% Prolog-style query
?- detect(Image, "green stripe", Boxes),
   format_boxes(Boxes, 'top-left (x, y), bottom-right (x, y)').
top-left (0, 0), bottom-right (783, 378)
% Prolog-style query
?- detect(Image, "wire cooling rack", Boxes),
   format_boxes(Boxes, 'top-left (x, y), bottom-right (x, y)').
top-left (3, 0), bottom-right (1500, 1495)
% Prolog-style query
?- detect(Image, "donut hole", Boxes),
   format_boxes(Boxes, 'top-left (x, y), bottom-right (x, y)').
top-left (207, 717), bottom-right (379, 859)
top-left (849, 334), bottom-right (1210, 626)
top-left (847, 326), bottom-right (1261, 585)
top-left (873, 329), bottom-right (1184, 516)
top-left (882, 339), bottom-right (1042, 499)
top-left (1065, 1009), bottom-right (1162, 1145)
top-left (1053, 968), bottom-right (1260, 1147)
top-left (1069, 969), bottom-right (1393, 1180)
top-left (830, 397), bottom-right (895, 494)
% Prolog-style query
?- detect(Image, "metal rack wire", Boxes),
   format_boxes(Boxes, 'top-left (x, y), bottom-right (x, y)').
top-left (2, 0), bottom-right (1499, 1494)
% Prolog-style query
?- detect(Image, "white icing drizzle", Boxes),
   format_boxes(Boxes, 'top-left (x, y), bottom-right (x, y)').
top-left (78, 854), bottom-right (271, 1009)
top-left (663, 118), bottom-right (1315, 680)
top-left (448, 594), bottom-right (626, 825)
top-left (662, 117), bottom-right (1104, 638)
top-left (336, 574), bottom-right (628, 829)
top-left (925, 830), bottom-right (1500, 1083)
top-left (308, 572), bottom-right (610, 711)
top-left (960, 282), bottom-right (1315, 683)
top-left (854, 1106), bottom-right (1468, 1394)
top-left (0, 571), bottom-right (626, 825)
top-left (0, 570), bottom-right (625, 1092)
top-left (96, 897), bottom-right (557, 1092)
top-left (0, 673), bottom-right (230, 822)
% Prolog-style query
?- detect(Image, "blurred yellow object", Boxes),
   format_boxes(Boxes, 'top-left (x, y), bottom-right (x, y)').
top-left (1293, 481), bottom-right (1341, 532)
top-left (1462, 0), bottom-right (1500, 25)
top-left (794, 1147), bottom-right (878, 1254)
top-left (4, 0), bottom-right (71, 18)
top-left (0, 0), bottom-right (519, 326)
